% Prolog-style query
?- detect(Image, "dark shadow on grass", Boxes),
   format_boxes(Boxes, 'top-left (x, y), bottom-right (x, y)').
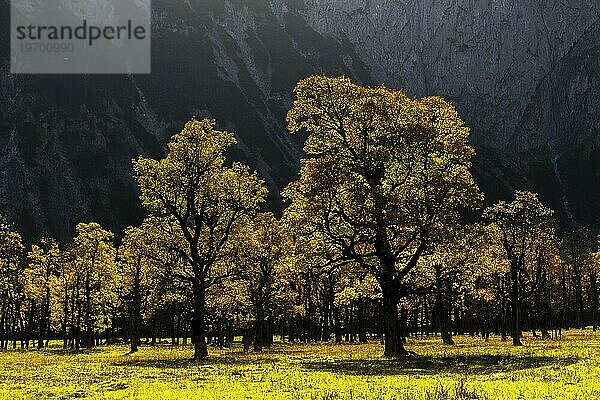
top-left (111, 354), bottom-right (279, 369)
top-left (301, 354), bottom-right (579, 376)
top-left (39, 347), bottom-right (109, 356)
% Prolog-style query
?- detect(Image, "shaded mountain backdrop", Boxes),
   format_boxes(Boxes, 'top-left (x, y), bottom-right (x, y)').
top-left (1, 0), bottom-right (599, 241)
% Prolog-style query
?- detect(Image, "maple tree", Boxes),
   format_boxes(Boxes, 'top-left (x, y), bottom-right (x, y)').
top-left (133, 118), bottom-right (267, 359)
top-left (284, 76), bottom-right (482, 356)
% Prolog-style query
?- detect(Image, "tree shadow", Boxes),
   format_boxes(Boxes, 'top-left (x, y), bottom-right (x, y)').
top-left (301, 354), bottom-right (579, 376)
top-left (111, 354), bottom-right (278, 369)
top-left (39, 347), bottom-right (108, 356)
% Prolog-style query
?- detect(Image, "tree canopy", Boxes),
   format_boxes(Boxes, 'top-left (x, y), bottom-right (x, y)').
top-left (133, 118), bottom-right (267, 359)
top-left (284, 76), bottom-right (482, 356)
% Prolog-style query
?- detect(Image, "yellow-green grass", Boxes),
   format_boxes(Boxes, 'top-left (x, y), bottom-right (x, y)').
top-left (1, 331), bottom-right (599, 399)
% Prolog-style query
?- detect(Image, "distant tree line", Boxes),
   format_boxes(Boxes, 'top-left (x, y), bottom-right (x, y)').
top-left (0, 76), bottom-right (599, 359)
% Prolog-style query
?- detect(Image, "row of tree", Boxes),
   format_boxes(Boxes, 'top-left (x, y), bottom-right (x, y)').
top-left (1, 76), bottom-right (599, 359)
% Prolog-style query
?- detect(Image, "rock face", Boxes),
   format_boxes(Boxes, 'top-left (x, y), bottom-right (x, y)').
top-left (0, 0), bottom-right (599, 240)
top-left (300, 0), bottom-right (600, 226)
top-left (511, 17), bottom-right (600, 227)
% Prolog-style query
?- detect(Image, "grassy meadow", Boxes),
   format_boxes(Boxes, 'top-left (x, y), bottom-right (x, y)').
top-left (1, 331), bottom-right (599, 400)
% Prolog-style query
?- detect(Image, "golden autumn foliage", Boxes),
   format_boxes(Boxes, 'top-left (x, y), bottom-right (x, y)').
top-left (133, 118), bottom-right (267, 359)
top-left (284, 76), bottom-right (482, 356)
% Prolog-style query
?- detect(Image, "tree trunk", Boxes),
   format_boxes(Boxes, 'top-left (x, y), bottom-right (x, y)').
top-left (242, 327), bottom-right (253, 352)
top-left (175, 309), bottom-right (182, 345)
top-left (131, 257), bottom-right (142, 352)
top-left (39, 284), bottom-right (51, 350)
top-left (191, 280), bottom-right (208, 360)
top-left (333, 306), bottom-right (342, 343)
top-left (381, 286), bottom-right (408, 357)
top-left (436, 301), bottom-right (455, 345)
top-left (573, 268), bottom-right (585, 329)
top-left (510, 263), bottom-right (523, 346)
top-left (434, 265), bottom-right (455, 345)
top-left (130, 316), bottom-right (141, 353)
top-left (85, 272), bottom-right (94, 349)
top-left (357, 298), bottom-right (367, 343)
top-left (170, 306), bottom-right (177, 347)
top-left (253, 305), bottom-right (264, 352)
top-left (322, 282), bottom-right (331, 342)
top-left (62, 289), bottom-right (69, 350)
top-left (591, 274), bottom-right (599, 331)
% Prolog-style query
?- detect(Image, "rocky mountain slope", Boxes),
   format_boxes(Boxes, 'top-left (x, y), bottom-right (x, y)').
top-left (0, 0), bottom-right (599, 240)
